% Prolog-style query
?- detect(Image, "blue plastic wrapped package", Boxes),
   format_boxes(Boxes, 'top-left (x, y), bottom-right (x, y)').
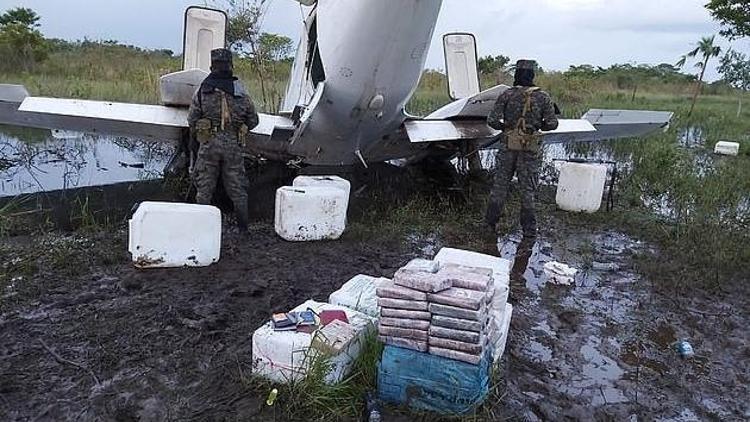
top-left (378, 345), bottom-right (490, 415)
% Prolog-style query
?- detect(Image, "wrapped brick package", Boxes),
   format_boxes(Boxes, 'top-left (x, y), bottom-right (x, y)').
top-left (428, 287), bottom-right (486, 311)
top-left (430, 303), bottom-right (487, 321)
top-left (430, 326), bottom-right (483, 344)
top-left (378, 336), bottom-right (429, 352)
top-left (379, 326), bottom-right (429, 341)
top-left (381, 308), bottom-right (431, 320)
top-left (377, 298), bottom-right (429, 311)
top-left (429, 336), bottom-right (485, 355)
top-left (393, 270), bottom-right (452, 293)
top-left (439, 264), bottom-right (493, 292)
top-left (429, 347), bottom-right (483, 365)
top-left (401, 258), bottom-right (440, 274)
top-left (380, 317), bottom-right (431, 331)
top-left (376, 280), bottom-right (428, 301)
top-left (432, 315), bottom-right (484, 333)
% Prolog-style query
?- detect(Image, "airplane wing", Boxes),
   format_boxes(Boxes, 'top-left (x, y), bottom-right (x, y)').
top-left (405, 85), bottom-right (673, 147)
top-left (0, 84), bottom-right (295, 142)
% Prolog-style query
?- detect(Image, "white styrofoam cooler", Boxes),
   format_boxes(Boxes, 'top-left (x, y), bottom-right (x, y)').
top-left (252, 300), bottom-right (376, 384)
top-left (328, 274), bottom-right (390, 318)
top-left (128, 202), bottom-right (221, 268)
top-left (556, 162), bottom-right (608, 213)
top-left (275, 186), bottom-right (349, 241)
top-left (489, 303), bottom-right (513, 364)
top-left (714, 141), bottom-right (740, 156)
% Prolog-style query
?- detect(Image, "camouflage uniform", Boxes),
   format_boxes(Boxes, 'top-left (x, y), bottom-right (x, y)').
top-left (187, 50), bottom-right (259, 225)
top-left (486, 60), bottom-right (558, 236)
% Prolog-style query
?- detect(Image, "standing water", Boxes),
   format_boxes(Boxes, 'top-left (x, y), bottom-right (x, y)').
top-left (0, 125), bottom-right (174, 197)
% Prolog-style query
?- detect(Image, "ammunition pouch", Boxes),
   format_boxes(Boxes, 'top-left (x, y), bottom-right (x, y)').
top-left (238, 124), bottom-right (249, 148)
top-left (506, 130), bottom-right (540, 152)
top-left (195, 118), bottom-right (213, 144)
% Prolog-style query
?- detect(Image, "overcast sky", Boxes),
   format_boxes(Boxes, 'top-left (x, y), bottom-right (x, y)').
top-left (1, 0), bottom-right (748, 81)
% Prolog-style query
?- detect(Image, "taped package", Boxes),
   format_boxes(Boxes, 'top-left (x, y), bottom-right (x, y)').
top-left (377, 298), bottom-right (429, 311)
top-left (430, 303), bottom-right (487, 321)
top-left (379, 326), bottom-right (428, 341)
top-left (379, 336), bottom-right (429, 352)
top-left (428, 288), bottom-right (486, 311)
top-left (380, 317), bottom-right (431, 331)
top-left (381, 308), bottom-right (431, 320)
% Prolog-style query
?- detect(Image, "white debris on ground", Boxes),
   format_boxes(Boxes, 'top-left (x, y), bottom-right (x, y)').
top-left (543, 261), bottom-right (579, 286)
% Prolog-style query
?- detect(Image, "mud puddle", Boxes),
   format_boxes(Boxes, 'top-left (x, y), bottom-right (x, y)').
top-left (495, 229), bottom-right (748, 420)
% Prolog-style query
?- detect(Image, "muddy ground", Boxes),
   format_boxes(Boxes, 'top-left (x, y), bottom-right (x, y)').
top-left (0, 167), bottom-right (748, 421)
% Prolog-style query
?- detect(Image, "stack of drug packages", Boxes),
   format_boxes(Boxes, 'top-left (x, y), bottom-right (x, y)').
top-left (376, 259), bottom-right (443, 352)
top-left (376, 258), bottom-right (503, 364)
top-left (429, 263), bottom-right (496, 364)
top-left (376, 251), bottom-right (512, 415)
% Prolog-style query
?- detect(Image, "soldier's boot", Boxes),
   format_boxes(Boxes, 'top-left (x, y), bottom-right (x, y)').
top-left (520, 207), bottom-right (537, 240)
top-left (485, 201), bottom-right (502, 230)
top-left (236, 205), bottom-right (250, 231)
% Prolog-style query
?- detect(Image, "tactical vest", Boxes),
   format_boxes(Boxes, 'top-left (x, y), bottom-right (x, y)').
top-left (194, 86), bottom-right (250, 147)
top-left (506, 87), bottom-right (541, 152)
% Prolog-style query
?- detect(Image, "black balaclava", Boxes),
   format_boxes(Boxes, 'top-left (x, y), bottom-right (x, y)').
top-left (514, 68), bottom-right (535, 87)
top-left (514, 59), bottom-right (537, 87)
top-left (202, 48), bottom-right (237, 96)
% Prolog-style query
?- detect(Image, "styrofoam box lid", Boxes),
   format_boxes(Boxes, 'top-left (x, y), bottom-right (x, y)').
top-left (434, 248), bottom-right (511, 285)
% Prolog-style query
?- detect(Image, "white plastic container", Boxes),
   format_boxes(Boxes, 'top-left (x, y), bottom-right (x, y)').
top-left (714, 141), bottom-right (740, 156)
top-left (159, 69), bottom-right (208, 107)
top-left (251, 300), bottom-right (376, 384)
top-left (274, 186), bottom-right (349, 241)
top-left (556, 162), bottom-right (608, 213)
top-left (293, 175), bottom-right (351, 196)
top-left (128, 202), bottom-right (221, 268)
top-left (329, 274), bottom-right (390, 318)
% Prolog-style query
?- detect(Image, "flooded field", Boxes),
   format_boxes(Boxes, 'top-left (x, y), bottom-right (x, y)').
top-left (0, 126), bottom-right (173, 197)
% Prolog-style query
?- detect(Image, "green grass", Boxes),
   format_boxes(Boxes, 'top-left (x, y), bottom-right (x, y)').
top-left (242, 332), bottom-right (384, 421)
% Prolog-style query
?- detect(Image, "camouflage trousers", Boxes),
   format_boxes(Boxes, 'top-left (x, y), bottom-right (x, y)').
top-left (194, 137), bottom-right (249, 214)
top-left (485, 143), bottom-right (541, 235)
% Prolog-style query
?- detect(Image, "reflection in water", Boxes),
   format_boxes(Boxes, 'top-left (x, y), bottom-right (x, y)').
top-left (0, 126), bottom-right (174, 197)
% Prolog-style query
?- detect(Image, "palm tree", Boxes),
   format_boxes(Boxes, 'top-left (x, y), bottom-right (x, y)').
top-left (677, 35), bottom-right (722, 116)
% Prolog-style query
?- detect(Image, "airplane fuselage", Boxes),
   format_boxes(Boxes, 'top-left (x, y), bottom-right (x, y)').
top-left (282, 0), bottom-right (444, 166)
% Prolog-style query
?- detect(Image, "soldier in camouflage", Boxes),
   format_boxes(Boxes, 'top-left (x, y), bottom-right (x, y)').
top-left (188, 48), bottom-right (259, 229)
top-left (485, 59), bottom-right (559, 238)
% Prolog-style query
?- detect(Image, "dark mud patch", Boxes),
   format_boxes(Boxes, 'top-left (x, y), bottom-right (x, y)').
top-left (0, 227), bottom-right (412, 421)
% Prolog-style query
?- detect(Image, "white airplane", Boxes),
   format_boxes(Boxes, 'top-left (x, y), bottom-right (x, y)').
top-left (0, 2), bottom-right (672, 169)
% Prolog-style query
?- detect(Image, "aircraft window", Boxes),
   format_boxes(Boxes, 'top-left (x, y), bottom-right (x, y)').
top-left (306, 19), bottom-right (326, 86)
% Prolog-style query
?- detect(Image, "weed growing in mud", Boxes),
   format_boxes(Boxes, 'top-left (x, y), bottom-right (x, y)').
top-left (243, 333), bottom-right (383, 421)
